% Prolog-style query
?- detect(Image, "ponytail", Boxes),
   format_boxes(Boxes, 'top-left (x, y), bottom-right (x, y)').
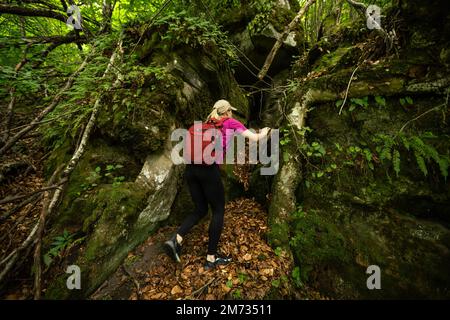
top-left (206, 108), bottom-right (221, 121)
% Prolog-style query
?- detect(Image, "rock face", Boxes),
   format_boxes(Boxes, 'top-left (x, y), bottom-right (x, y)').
top-left (43, 19), bottom-right (249, 298)
top-left (269, 65), bottom-right (450, 299)
top-left (42, 0), bottom-right (450, 300)
top-left (266, 0), bottom-right (450, 298)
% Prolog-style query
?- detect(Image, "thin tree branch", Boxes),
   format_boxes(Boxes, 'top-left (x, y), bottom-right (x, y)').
top-left (0, 4), bottom-right (67, 23)
top-left (338, 65), bottom-right (360, 115)
top-left (1, 43), bottom-right (32, 143)
top-left (0, 182), bottom-right (66, 206)
top-left (258, 0), bottom-right (317, 80)
top-left (0, 53), bottom-right (91, 156)
top-left (0, 193), bottom-right (41, 222)
top-left (33, 164), bottom-right (64, 300)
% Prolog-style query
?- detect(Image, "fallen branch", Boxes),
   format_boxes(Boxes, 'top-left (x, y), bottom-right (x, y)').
top-left (0, 182), bottom-right (65, 206)
top-left (0, 193), bottom-right (42, 223)
top-left (188, 277), bottom-right (216, 299)
top-left (258, 0), bottom-right (316, 80)
top-left (0, 222), bottom-right (38, 288)
top-left (33, 164), bottom-right (64, 300)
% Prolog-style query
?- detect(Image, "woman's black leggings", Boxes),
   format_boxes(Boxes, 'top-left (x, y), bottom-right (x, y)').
top-left (177, 164), bottom-right (225, 255)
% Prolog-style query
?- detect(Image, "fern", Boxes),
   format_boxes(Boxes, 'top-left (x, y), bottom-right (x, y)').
top-left (373, 132), bottom-right (448, 179)
top-left (399, 134), bottom-right (410, 151)
top-left (437, 156), bottom-right (449, 180)
top-left (414, 152), bottom-right (428, 176)
top-left (393, 149), bottom-right (401, 177)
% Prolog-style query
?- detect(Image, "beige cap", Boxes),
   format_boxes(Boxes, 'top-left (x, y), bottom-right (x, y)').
top-left (213, 99), bottom-right (237, 114)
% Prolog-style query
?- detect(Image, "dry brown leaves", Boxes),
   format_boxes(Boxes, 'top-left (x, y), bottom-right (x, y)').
top-left (125, 198), bottom-right (293, 300)
top-left (0, 135), bottom-right (45, 299)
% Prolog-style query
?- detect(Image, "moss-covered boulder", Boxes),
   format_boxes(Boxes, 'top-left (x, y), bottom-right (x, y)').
top-left (42, 15), bottom-right (250, 298)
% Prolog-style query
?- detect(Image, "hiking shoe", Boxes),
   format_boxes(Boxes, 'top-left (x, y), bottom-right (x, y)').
top-left (164, 235), bottom-right (181, 263)
top-left (204, 254), bottom-right (232, 270)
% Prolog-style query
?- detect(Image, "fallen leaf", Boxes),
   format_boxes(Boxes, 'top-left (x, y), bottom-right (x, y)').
top-left (171, 285), bottom-right (183, 295)
top-left (221, 284), bottom-right (231, 293)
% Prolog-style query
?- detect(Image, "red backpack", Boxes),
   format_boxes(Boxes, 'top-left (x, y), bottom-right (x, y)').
top-left (184, 117), bottom-right (229, 165)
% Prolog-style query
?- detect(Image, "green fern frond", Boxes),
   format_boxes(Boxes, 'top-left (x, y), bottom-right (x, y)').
top-left (393, 149), bottom-right (401, 177)
top-left (414, 152), bottom-right (428, 176)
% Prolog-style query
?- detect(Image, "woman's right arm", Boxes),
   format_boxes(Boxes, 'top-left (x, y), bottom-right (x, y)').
top-left (241, 127), bottom-right (270, 142)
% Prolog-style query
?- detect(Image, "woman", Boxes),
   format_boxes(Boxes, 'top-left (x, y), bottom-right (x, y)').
top-left (164, 99), bottom-right (271, 270)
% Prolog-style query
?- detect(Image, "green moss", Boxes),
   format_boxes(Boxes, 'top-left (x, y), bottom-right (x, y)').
top-left (313, 46), bottom-right (353, 73)
top-left (291, 210), bottom-right (350, 282)
top-left (83, 183), bottom-right (147, 262)
top-left (46, 138), bottom-right (142, 240)
top-left (267, 220), bottom-right (291, 249)
top-left (43, 139), bottom-right (73, 180)
top-left (97, 88), bottom-right (174, 161)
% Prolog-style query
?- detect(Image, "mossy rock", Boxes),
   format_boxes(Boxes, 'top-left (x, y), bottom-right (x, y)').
top-left (45, 182), bottom-right (150, 299)
top-left (47, 138), bottom-right (141, 233)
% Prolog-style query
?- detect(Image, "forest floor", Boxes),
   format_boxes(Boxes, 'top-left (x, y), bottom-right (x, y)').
top-left (91, 198), bottom-right (327, 300)
top-left (0, 110), bottom-right (46, 299)
top-left (0, 111), bottom-right (328, 300)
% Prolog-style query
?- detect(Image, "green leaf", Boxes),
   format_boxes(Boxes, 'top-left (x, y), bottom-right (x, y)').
top-left (43, 254), bottom-right (53, 267)
top-left (374, 95), bottom-right (386, 107)
top-left (393, 149), bottom-right (401, 177)
top-left (226, 280), bottom-right (233, 288)
top-left (335, 100), bottom-right (343, 108)
top-left (438, 157), bottom-right (449, 180)
top-left (351, 97), bottom-right (369, 107)
top-left (274, 247), bottom-right (282, 257)
top-left (271, 279), bottom-right (280, 288)
top-left (406, 96), bottom-right (413, 104)
top-left (415, 152), bottom-right (428, 176)
top-left (363, 149), bottom-right (372, 161)
top-left (95, 166), bottom-right (101, 173)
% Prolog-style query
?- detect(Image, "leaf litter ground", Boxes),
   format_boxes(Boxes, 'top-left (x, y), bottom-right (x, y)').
top-left (91, 198), bottom-right (294, 300)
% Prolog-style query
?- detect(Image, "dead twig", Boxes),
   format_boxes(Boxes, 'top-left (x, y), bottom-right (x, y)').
top-left (0, 193), bottom-right (42, 222)
top-left (0, 182), bottom-right (66, 206)
top-left (258, 0), bottom-right (317, 80)
top-left (187, 277), bottom-right (217, 299)
top-left (33, 164), bottom-right (64, 300)
top-left (0, 195), bottom-right (41, 243)
top-left (338, 65), bottom-right (360, 115)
